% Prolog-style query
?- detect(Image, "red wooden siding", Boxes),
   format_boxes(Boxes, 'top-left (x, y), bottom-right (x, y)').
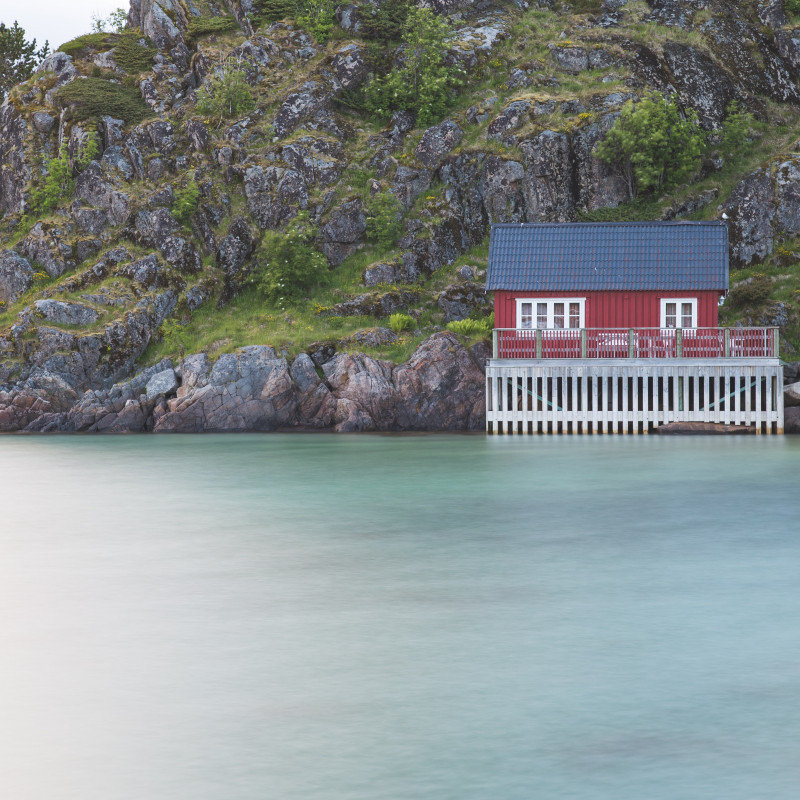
top-left (494, 291), bottom-right (720, 329)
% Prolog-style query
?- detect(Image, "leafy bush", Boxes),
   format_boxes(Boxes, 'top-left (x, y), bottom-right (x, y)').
top-left (57, 77), bottom-right (151, 123)
top-left (186, 16), bottom-right (238, 45)
top-left (114, 32), bottom-right (157, 74)
top-left (297, 0), bottom-right (336, 44)
top-left (196, 59), bottom-right (256, 123)
top-left (727, 275), bottom-right (773, 310)
top-left (388, 312), bottom-right (415, 332)
top-left (594, 92), bottom-right (705, 197)
top-left (364, 6), bottom-right (463, 127)
top-left (254, 212), bottom-right (328, 306)
top-left (787, 0), bottom-right (800, 15)
top-left (446, 317), bottom-right (492, 336)
top-left (173, 180), bottom-right (200, 224)
top-left (365, 191), bottom-right (403, 250)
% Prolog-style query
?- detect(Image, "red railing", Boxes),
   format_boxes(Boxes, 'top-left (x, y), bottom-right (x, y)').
top-left (493, 328), bottom-right (779, 359)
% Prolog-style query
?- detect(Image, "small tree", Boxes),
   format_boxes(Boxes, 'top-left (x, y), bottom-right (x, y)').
top-left (717, 101), bottom-right (757, 163)
top-left (0, 21), bottom-right (49, 96)
top-left (365, 191), bottom-right (403, 250)
top-left (364, 6), bottom-right (462, 127)
top-left (594, 92), bottom-right (705, 197)
top-left (196, 58), bottom-right (256, 125)
top-left (29, 141), bottom-right (74, 214)
top-left (91, 8), bottom-right (128, 33)
top-left (361, 0), bottom-right (410, 42)
top-left (29, 132), bottom-right (98, 214)
top-left (160, 319), bottom-right (190, 358)
top-left (255, 212), bottom-right (328, 305)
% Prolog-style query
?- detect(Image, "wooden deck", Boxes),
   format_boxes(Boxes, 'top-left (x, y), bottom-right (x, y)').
top-left (492, 327), bottom-right (779, 360)
top-left (486, 358), bottom-right (784, 435)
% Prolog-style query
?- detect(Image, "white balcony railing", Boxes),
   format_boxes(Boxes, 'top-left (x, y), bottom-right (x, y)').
top-left (492, 328), bottom-right (780, 360)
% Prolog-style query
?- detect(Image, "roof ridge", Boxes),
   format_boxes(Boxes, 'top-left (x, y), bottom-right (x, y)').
top-left (489, 221), bottom-right (725, 227)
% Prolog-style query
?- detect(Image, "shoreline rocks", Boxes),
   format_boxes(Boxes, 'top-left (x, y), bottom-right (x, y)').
top-left (0, 332), bottom-right (487, 434)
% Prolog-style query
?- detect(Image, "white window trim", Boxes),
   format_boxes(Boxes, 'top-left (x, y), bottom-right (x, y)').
top-left (660, 298), bottom-right (698, 329)
top-left (516, 298), bottom-right (586, 329)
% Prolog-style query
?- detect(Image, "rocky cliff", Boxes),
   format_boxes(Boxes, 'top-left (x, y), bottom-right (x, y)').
top-left (2, 0), bottom-right (800, 432)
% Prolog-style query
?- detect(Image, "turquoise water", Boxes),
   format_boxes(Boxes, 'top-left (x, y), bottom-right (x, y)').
top-left (1, 434), bottom-right (799, 800)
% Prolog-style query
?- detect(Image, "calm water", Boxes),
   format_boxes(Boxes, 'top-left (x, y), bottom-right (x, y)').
top-left (1, 434), bottom-right (799, 800)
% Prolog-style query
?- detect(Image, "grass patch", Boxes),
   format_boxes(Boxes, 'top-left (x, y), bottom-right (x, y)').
top-left (56, 77), bottom-right (152, 124)
top-left (57, 32), bottom-right (118, 57)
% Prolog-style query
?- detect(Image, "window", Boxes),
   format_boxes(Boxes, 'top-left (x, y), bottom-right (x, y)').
top-left (660, 298), bottom-right (697, 328)
top-left (516, 298), bottom-right (585, 329)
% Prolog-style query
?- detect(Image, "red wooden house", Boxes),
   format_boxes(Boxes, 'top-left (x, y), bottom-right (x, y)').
top-left (483, 221), bottom-right (783, 434)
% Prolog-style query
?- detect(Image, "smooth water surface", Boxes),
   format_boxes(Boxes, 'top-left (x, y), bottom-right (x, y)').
top-left (1, 434), bottom-right (799, 800)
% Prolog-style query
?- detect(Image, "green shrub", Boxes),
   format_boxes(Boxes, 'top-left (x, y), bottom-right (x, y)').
top-left (388, 312), bottom-right (415, 332)
top-left (787, 0), bottom-right (800, 16)
top-left (365, 191), bottom-right (403, 250)
top-left (173, 180), bottom-right (200, 224)
top-left (196, 59), bottom-right (256, 123)
top-left (446, 317), bottom-right (492, 336)
top-left (186, 16), bottom-right (238, 45)
top-left (364, 6), bottom-right (463, 127)
top-left (114, 32), bottom-right (157, 74)
top-left (361, 0), bottom-right (410, 42)
top-left (29, 141), bottom-right (75, 214)
top-left (75, 130), bottom-right (100, 170)
top-left (717, 101), bottom-right (757, 163)
top-left (254, 212), bottom-right (328, 306)
top-left (27, 132), bottom-right (98, 215)
top-left (57, 77), bottom-right (151, 123)
top-left (297, 0), bottom-right (336, 44)
top-left (160, 319), bottom-right (190, 358)
top-left (250, 0), bottom-right (299, 27)
top-left (327, 315), bottom-right (345, 330)
top-left (594, 92), bottom-right (705, 197)
top-left (727, 275), bottom-right (773, 310)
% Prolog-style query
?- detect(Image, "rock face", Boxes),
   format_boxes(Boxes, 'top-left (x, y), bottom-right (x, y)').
top-left (723, 158), bottom-right (800, 267)
top-left (34, 300), bottom-right (99, 326)
top-left (0, 251), bottom-right (33, 303)
top-left (0, 333), bottom-right (486, 433)
top-left (415, 120), bottom-right (463, 168)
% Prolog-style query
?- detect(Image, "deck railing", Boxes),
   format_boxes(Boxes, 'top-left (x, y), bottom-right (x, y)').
top-left (492, 328), bottom-right (779, 360)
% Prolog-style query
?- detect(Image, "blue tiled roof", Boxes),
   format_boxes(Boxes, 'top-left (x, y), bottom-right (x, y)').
top-left (486, 222), bottom-right (729, 292)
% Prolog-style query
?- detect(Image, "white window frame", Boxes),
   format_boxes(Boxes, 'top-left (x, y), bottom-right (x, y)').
top-left (660, 298), bottom-right (698, 329)
top-left (516, 298), bottom-right (586, 330)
